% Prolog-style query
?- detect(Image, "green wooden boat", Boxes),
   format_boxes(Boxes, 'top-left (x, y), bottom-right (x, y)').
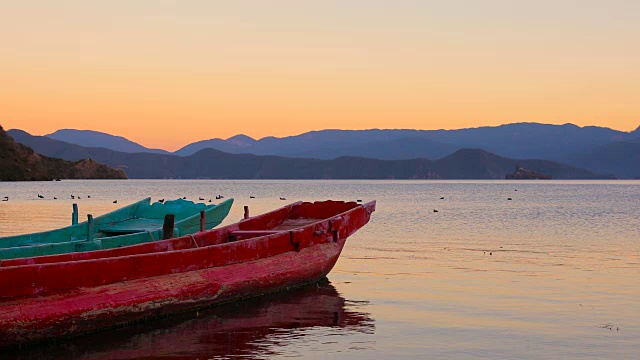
top-left (0, 197), bottom-right (234, 260)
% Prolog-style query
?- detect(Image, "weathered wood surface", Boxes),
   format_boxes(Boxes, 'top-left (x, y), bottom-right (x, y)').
top-left (161, 214), bottom-right (175, 240)
top-left (71, 203), bottom-right (78, 225)
top-left (0, 200), bottom-right (376, 348)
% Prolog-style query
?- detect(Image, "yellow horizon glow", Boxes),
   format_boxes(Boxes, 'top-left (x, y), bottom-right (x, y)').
top-left (1, 1), bottom-right (639, 151)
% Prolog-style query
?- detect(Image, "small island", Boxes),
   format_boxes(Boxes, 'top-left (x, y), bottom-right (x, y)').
top-left (505, 165), bottom-right (552, 180)
top-left (0, 125), bottom-right (127, 181)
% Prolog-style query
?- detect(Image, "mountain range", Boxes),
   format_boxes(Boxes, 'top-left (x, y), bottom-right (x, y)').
top-left (0, 126), bottom-right (126, 181)
top-left (11, 122), bottom-right (639, 178)
top-left (8, 128), bottom-right (612, 180)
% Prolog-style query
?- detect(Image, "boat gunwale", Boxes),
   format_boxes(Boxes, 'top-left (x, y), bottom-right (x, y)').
top-left (2, 200), bottom-right (372, 270)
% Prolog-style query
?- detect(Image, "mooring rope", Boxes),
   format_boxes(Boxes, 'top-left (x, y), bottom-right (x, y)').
top-left (189, 234), bottom-right (200, 248)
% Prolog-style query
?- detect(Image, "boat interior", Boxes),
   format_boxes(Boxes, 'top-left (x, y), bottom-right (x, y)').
top-left (0, 201), bottom-right (365, 268)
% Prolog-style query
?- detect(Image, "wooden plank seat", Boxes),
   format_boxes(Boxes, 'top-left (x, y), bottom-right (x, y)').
top-left (273, 218), bottom-right (321, 231)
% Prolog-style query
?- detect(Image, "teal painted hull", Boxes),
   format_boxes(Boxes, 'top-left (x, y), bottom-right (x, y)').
top-left (0, 198), bottom-right (234, 260)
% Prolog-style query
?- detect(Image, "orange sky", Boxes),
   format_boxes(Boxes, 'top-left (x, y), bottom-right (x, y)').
top-left (1, 1), bottom-right (639, 151)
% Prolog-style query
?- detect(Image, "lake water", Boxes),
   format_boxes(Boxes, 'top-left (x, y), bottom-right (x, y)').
top-left (1, 180), bottom-right (639, 359)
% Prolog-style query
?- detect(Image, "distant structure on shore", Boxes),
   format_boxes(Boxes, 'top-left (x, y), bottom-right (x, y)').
top-left (506, 165), bottom-right (552, 180)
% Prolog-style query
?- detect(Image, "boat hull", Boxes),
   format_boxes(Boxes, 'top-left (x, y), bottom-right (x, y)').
top-left (0, 238), bottom-right (344, 348)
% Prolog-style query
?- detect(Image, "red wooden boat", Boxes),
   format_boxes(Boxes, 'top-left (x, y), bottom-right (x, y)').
top-left (0, 200), bottom-right (375, 348)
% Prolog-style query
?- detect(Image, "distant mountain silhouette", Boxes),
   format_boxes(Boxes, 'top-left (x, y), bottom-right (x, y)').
top-left (296, 137), bottom-right (459, 160)
top-left (9, 129), bottom-right (609, 180)
top-left (569, 141), bottom-right (640, 179)
top-left (173, 123), bottom-right (633, 162)
top-left (47, 129), bottom-right (169, 155)
top-left (630, 125), bottom-right (640, 141)
top-left (0, 126), bottom-right (126, 181)
top-left (43, 123), bottom-right (638, 170)
top-left (175, 134), bottom-right (257, 156)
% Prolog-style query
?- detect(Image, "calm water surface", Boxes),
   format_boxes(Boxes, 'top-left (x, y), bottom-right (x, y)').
top-left (0, 180), bottom-right (639, 359)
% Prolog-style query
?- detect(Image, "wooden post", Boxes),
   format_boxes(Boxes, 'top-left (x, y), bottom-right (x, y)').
top-left (72, 203), bottom-right (78, 225)
top-left (162, 214), bottom-right (175, 240)
top-left (199, 210), bottom-right (206, 232)
top-left (244, 206), bottom-right (250, 219)
top-left (86, 214), bottom-right (94, 241)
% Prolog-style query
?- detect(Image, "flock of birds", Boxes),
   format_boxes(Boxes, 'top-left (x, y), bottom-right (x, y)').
top-left (1, 194), bottom-right (294, 203)
top-left (2, 191), bottom-right (516, 207)
top-left (2, 195), bottom-right (371, 205)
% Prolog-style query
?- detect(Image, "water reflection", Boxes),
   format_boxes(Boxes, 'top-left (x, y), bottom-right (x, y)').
top-left (5, 279), bottom-right (374, 359)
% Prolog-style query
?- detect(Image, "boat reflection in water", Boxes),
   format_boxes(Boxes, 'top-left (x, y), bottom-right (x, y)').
top-left (6, 279), bottom-right (374, 359)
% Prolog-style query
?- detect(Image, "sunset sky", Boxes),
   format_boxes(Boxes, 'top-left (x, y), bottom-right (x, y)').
top-left (1, 1), bottom-right (639, 151)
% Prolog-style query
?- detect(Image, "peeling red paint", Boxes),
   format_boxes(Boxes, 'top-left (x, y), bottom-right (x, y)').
top-left (0, 200), bottom-right (375, 348)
